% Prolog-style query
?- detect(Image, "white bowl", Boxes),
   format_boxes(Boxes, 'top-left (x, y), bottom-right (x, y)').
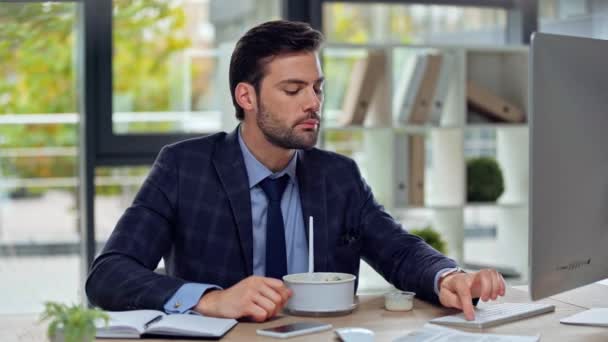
top-left (283, 272), bottom-right (356, 313)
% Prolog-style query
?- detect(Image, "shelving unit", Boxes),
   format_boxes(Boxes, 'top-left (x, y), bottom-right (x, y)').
top-left (321, 44), bottom-right (530, 288)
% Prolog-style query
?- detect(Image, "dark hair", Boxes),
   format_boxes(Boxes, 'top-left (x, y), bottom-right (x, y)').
top-left (229, 20), bottom-right (324, 120)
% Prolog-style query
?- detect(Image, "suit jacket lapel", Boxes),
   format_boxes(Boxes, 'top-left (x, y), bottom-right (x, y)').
top-left (212, 127), bottom-right (254, 276)
top-left (297, 151), bottom-right (328, 272)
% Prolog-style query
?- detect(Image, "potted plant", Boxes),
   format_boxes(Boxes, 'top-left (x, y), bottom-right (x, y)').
top-left (410, 226), bottom-right (447, 254)
top-left (467, 157), bottom-right (505, 202)
top-left (39, 302), bottom-right (109, 342)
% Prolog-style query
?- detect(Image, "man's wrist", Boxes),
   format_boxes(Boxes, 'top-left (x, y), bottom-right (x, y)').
top-left (438, 267), bottom-right (465, 289)
top-left (195, 289), bottom-right (220, 315)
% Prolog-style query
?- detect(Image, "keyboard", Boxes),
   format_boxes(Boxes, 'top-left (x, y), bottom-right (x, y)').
top-left (430, 302), bottom-right (556, 329)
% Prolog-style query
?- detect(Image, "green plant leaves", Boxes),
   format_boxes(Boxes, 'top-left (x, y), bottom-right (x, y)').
top-left (410, 226), bottom-right (447, 254)
top-left (467, 157), bottom-right (505, 202)
top-left (39, 301), bottom-right (108, 342)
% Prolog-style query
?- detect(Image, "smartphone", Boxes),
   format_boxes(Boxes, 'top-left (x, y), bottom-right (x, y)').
top-left (256, 321), bottom-right (333, 339)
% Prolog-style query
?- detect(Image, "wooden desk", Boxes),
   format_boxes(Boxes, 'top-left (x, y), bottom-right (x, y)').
top-left (2, 287), bottom-right (607, 342)
top-left (550, 283), bottom-right (608, 310)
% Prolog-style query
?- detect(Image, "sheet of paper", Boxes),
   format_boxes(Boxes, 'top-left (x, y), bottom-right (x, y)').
top-left (393, 323), bottom-right (540, 342)
top-left (560, 308), bottom-right (608, 327)
top-left (596, 278), bottom-right (608, 286)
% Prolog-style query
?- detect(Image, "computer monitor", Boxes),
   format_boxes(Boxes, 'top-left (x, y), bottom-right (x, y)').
top-left (529, 32), bottom-right (608, 301)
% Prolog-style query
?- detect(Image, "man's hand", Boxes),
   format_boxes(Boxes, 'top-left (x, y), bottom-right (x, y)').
top-left (194, 276), bottom-right (292, 322)
top-left (438, 269), bottom-right (506, 321)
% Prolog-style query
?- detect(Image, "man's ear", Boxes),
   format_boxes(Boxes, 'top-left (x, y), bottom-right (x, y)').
top-left (235, 82), bottom-right (257, 114)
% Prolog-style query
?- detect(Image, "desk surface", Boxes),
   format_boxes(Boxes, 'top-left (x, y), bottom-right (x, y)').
top-left (3, 285), bottom-right (607, 342)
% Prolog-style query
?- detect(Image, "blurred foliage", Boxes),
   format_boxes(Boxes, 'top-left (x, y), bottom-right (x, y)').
top-left (0, 1), bottom-right (190, 196)
top-left (95, 166), bottom-right (150, 196)
top-left (322, 130), bottom-right (363, 158)
top-left (409, 226), bottom-right (447, 254)
top-left (0, 4), bottom-right (76, 115)
top-left (113, 0), bottom-right (190, 111)
top-left (324, 3), bottom-right (414, 44)
top-left (324, 3), bottom-right (370, 44)
top-left (40, 301), bottom-right (109, 342)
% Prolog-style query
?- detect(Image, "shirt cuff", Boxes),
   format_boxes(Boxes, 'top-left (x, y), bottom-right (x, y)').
top-left (434, 267), bottom-right (460, 295)
top-left (163, 283), bottom-right (222, 314)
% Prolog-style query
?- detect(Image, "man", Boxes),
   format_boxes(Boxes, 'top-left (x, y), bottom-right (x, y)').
top-left (86, 20), bottom-right (505, 323)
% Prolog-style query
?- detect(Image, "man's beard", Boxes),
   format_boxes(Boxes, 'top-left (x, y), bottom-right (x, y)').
top-left (256, 102), bottom-right (320, 150)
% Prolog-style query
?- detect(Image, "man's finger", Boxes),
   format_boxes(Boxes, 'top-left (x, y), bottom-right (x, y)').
top-left (490, 271), bottom-right (501, 300)
top-left (478, 272), bottom-right (491, 302)
top-left (252, 294), bottom-right (277, 318)
top-left (246, 303), bottom-right (269, 322)
top-left (499, 273), bottom-right (506, 296)
top-left (455, 281), bottom-right (476, 321)
top-left (259, 284), bottom-right (283, 306)
top-left (277, 286), bottom-right (292, 304)
top-left (262, 277), bottom-right (292, 303)
top-left (439, 288), bottom-right (462, 309)
top-left (262, 277), bottom-right (286, 289)
top-left (261, 285), bottom-right (286, 317)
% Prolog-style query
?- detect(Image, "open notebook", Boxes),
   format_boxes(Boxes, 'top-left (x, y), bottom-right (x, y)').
top-left (95, 310), bottom-right (237, 339)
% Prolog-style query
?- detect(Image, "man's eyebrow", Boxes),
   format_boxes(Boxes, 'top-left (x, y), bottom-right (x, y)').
top-left (276, 77), bottom-right (325, 86)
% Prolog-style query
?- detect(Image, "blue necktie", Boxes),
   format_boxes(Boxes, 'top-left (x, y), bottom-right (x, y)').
top-left (259, 175), bottom-right (290, 279)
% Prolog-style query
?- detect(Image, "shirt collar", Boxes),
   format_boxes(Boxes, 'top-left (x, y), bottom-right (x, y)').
top-left (237, 127), bottom-right (298, 189)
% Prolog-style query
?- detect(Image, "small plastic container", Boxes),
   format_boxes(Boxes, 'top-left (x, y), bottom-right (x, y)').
top-left (384, 290), bottom-right (415, 311)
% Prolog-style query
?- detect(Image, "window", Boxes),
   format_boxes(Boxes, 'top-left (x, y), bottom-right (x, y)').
top-left (94, 0), bottom-right (282, 264)
top-left (323, 3), bottom-right (507, 45)
top-left (111, 0), bottom-right (281, 135)
top-left (539, 0), bottom-right (608, 39)
top-left (0, 2), bottom-right (81, 314)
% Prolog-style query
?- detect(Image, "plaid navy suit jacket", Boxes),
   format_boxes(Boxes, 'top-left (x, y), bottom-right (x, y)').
top-left (86, 128), bottom-right (457, 311)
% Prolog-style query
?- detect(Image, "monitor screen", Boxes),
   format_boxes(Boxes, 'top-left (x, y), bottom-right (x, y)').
top-left (529, 32), bottom-right (608, 300)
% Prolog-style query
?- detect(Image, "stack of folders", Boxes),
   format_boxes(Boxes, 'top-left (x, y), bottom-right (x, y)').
top-left (394, 51), bottom-right (455, 126)
top-left (341, 50), bottom-right (389, 126)
top-left (407, 134), bottom-right (425, 207)
top-left (392, 133), bottom-right (426, 208)
top-left (95, 310), bottom-right (237, 339)
top-left (467, 81), bottom-right (526, 123)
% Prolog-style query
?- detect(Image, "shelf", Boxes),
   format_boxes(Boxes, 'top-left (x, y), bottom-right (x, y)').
top-left (391, 203), bottom-right (528, 210)
top-left (322, 124), bottom-right (528, 133)
top-left (393, 125), bottom-right (462, 133)
top-left (465, 123), bottom-right (528, 130)
top-left (318, 44), bottom-right (529, 268)
top-left (322, 125), bottom-right (393, 132)
top-left (465, 202), bottom-right (528, 209)
top-left (393, 205), bottom-right (464, 210)
top-left (325, 42), bottom-right (528, 53)
top-left (323, 124), bottom-right (474, 133)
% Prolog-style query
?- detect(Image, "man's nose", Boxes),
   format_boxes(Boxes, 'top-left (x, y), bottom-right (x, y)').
top-left (302, 88), bottom-right (322, 114)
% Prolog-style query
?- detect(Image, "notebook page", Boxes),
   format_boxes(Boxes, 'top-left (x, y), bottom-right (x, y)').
top-left (96, 310), bottom-right (165, 338)
top-left (146, 314), bottom-right (237, 337)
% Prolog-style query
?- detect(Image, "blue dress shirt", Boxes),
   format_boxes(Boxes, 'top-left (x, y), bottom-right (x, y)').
top-left (163, 129), bottom-right (308, 313)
